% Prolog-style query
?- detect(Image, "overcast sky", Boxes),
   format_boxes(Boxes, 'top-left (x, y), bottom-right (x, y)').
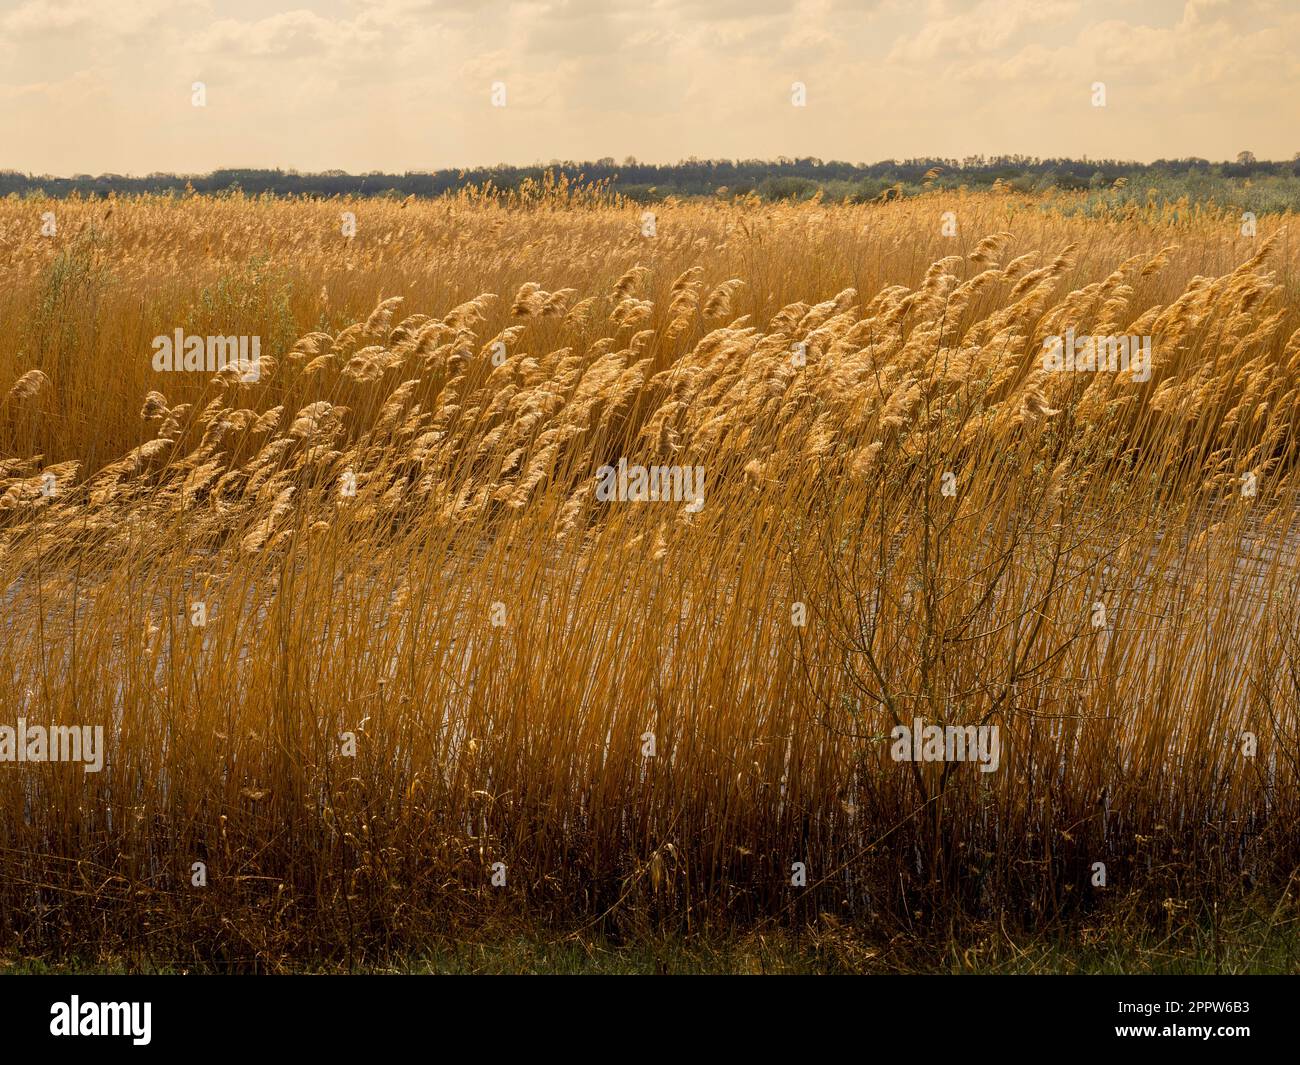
top-left (2, 0), bottom-right (1297, 175)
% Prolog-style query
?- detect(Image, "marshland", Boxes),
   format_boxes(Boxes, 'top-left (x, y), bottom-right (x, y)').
top-left (1, 183), bottom-right (1298, 972)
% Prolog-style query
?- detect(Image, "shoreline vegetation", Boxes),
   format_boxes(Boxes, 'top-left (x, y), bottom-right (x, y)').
top-left (2, 183), bottom-right (1298, 974)
top-left (5, 155), bottom-right (1300, 214)
top-left (4, 890), bottom-right (1298, 974)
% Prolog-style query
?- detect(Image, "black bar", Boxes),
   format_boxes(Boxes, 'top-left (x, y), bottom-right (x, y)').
top-left (0, 974), bottom-right (1290, 1053)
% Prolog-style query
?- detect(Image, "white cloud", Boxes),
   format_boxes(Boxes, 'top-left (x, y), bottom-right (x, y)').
top-left (1, 0), bottom-right (1297, 173)
top-left (888, 0), bottom-right (1079, 63)
top-left (194, 10), bottom-right (360, 59)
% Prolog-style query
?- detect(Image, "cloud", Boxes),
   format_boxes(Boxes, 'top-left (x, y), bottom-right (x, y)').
top-left (2, 0), bottom-right (1297, 173)
top-left (1, 0), bottom-right (202, 38)
top-left (888, 0), bottom-right (1079, 63)
top-left (193, 10), bottom-right (361, 60)
top-left (0, 0), bottom-right (96, 37)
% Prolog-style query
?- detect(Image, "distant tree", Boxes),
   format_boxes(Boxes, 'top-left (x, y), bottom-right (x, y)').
top-left (1237, 151), bottom-right (1257, 165)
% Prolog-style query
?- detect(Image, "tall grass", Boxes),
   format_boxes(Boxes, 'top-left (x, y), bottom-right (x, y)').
top-left (1, 186), bottom-right (1298, 968)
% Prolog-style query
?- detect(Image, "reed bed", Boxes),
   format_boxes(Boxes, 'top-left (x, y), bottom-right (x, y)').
top-left (1, 186), bottom-right (1298, 968)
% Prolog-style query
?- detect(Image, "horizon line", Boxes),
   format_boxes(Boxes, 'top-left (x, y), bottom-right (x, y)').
top-left (4, 154), bottom-right (1295, 185)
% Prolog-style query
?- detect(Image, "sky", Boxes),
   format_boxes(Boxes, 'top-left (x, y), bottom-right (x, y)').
top-left (2, 0), bottom-right (1298, 176)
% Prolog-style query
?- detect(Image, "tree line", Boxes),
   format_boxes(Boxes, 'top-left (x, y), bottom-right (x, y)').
top-left (4, 155), bottom-right (1298, 202)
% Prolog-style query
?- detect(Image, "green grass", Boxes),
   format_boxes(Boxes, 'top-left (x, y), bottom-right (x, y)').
top-left (6, 903), bottom-right (1298, 975)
